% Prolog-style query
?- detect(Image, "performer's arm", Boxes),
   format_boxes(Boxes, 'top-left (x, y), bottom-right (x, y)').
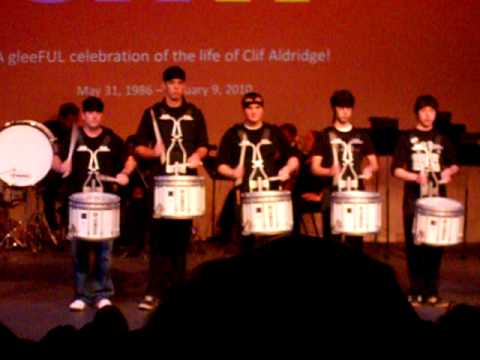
top-left (122, 155), bottom-right (137, 175)
top-left (278, 156), bottom-right (300, 181)
top-left (135, 144), bottom-right (164, 159)
top-left (218, 163), bottom-right (244, 182)
top-left (440, 164), bottom-right (459, 184)
top-left (135, 109), bottom-right (164, 160)
top-left (187, 146), bottom-right (208, 168)
top-left (52, 154), bottom-right (64, 173)
top-left (362, 154), bottom-right (379, 179)
top-left (311, 155), bottom-right (339, 177)
top-left (393, 168), bottom-right (428, 184)
top-left (52, 154), bottom-right (70, 175)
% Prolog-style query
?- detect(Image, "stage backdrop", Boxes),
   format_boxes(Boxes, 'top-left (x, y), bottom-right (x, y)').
top-left (1, 0), bottom-right (479, 141)
top-left (1, 0), bottom-right (480, 241)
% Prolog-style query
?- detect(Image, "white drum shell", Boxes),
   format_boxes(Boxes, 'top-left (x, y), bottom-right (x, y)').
top-left (331, 191), bottom-right (382, 235)
top-left (413, 197), bottom-right (464, 246)
top-left (241, 190), bottom-right (293, 236)
top-left (69, 192), bottom-right (121, 241)
top-left (154, 176), bottom-right (205, 219)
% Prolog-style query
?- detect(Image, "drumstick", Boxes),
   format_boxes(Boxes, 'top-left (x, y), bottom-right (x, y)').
top-left (268, 176), bottom-right (284, 182)
top-left (187, 161), bottom-right (203, 168)
top-left (150, 108), bottom-right (166, 164)
top-left (235, 138), bottom-right (247, 186)
top-left (63, 123), bottom-right (79, 178)
top-left (98, 174), bottom-right (120, 184)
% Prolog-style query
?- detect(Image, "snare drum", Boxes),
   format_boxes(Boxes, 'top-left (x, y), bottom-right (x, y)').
top-left (68, 192), bottom-right (120, 241)
top-left (331, 191), bottom-right (382, 235)
top-left (241, 190), bottom-right (293, 236)
top-left (0, 120), bottom-right (55, 187)
top-left (153, 175), bottom-right (205, 219)
top-left (413, 197), bottom-right (464, 246)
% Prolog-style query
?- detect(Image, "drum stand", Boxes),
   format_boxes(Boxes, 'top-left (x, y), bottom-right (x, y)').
top-left (0, 187), bottom-right (28, 251)
top-left (24, 186), bottom-right (58, 252)
top-left (0, 186), bottom-right (58, 253)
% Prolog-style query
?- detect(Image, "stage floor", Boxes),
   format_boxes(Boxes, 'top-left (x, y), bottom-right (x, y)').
top-left (1, 239), bottom-right (479, 341)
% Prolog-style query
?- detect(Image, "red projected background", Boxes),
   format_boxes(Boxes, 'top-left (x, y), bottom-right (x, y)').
top-left (1, 0), bottom-right (479, 144)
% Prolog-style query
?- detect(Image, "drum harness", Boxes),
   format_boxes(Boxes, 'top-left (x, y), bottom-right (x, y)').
top-left (237, 127), bottom-right (289, 238)
top-left (150, 107), bottom-right (195, 176)
top-left (329, 131), bottom-right (365, 192)
top-left (410, 135), bottom-right (444, 197)
top-left (76, 132), bottom-right (112, 193)
top-left (237, 127), bottom-right (283, 192)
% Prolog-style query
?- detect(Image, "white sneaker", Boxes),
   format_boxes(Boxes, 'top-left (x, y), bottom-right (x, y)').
top-left (96, 298), bottom-right (112, 309)
top-left (69, 299), bottom-right (86, 311)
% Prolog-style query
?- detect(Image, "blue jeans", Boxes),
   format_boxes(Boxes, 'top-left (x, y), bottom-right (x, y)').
top-left (71, 238), bottom-right (114, 304)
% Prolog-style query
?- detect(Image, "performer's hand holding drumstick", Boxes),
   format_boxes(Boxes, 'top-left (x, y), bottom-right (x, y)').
top-left (415, 171), bottom-right (428, 185)
top-left (440, 168), bottom-right (453, 184)
top-left (150, 109), bottom-right (166, 164)
top-left (62, 123), bottom-right (79, 178)
top-left (361, 165), bottom-right (374, 180)
top-left (234, 136), bottom-right (248, 186)
top-left (186, 152), bottom-right (203, 169)
top-left (276, 156), bottom-right (300, 182)
top-left (276, 166), bottom-right (291, 182)
top-left (231, 165), bottom-right (245, 183)
top-left (115, 172), bottom-right (129, 186)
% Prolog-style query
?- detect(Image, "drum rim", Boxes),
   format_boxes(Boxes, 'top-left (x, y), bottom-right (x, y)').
top-left (415, 197), bottom-right (464, 216)
top-left (3, 120), bottom-right (56, 142)
top-left (73, 235), bottom-right (119, 241)
top-left (241, 190), bottom-right (291, 200)
top-left (415, 208), bottom-right (464, 217)
top-left (244, 229), bottom-right (292, 236)
top-left (69, 192), bottom-right (121, 206)
top-left (154, 175), bottom-right (205, 185)
top-left (332, 190), bottom-right (381, 199)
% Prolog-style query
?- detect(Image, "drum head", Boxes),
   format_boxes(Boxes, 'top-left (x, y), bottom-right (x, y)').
top-left (416, 197), bottom-right (464, 216)
top-left (0, 122), bottom-right (53, 186)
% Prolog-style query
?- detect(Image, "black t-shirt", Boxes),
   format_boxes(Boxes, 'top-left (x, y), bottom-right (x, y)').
top-left (392, 129), bottom-right (457, 212)
top-left (217, 122), bottom-right (294, 192)
top-left (68, 127), bottom-right (126, 194)
top-left (312, 126), bottom-right (375, 189)
top-left (135, 99), bottom-right (208, 177)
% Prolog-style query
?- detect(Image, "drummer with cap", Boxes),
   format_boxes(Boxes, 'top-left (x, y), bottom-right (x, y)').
top-left (134, 65), bottom-right (209, 311)
top-left (392, 95), bottom-right (459, 307)
top-left (53, 96), bottom-right (135, 311)
top-left (216, 92), bottom-right (299, 253)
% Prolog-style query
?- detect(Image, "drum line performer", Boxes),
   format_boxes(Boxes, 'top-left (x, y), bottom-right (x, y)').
top-left (311, 89), bottom-right (378, 250)
top-left (392, 95), bottom-right (459, 307)
top-left (135, 65), bottom-right (209, 311)
top-left (53, 96), bottom-right (135, 311)
top-left (42, 102), bottom-right (80, 238)
top-left (216, 92), bottom-right (299, 253)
